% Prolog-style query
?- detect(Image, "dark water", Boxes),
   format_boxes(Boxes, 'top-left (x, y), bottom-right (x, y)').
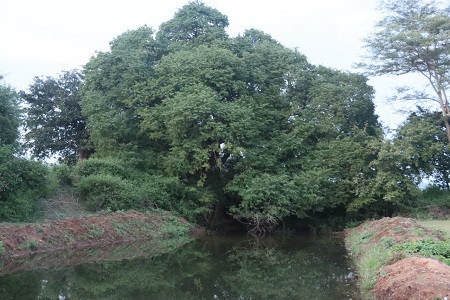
top-left (0, 235), bottom-right (359, 300)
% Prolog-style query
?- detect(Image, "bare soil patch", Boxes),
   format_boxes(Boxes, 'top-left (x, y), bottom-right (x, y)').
top-left (373, 257), bottom-right (450, 300)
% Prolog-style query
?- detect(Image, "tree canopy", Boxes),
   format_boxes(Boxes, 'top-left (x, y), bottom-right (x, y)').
top-left (0, 78), bottom-right (50, 222)
top-left (393, 108), bottom-right (450, 189)
top-left (359, 0), bottom-right (450, 141)
top-left (19, 1), bottom-right (425, 231)
top-left (0, 77), bottom-right (20, 147)
top-left (156, 1), bottom-right (229, 46)
top-left (21, 70), bottom-right (90, 164)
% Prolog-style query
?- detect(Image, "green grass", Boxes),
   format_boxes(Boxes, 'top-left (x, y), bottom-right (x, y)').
top-left (346, 233), bottom-right (396, 294)
top-left (18, 240), bottom-right (38, 251)
top-left (0, 241), bottom-right (5, 255)
top-left (419, 220), bottom-right (450, 237)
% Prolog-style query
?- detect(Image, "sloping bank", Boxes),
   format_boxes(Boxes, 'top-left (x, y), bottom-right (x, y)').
top-left (0, 210), bottom-right (202, 259)
top-left (345, 217), bottom-right (450, 300)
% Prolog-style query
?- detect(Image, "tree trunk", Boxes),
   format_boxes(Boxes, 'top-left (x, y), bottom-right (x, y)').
top-left (78, 149), bottom-right (91, 160)
top-left (435, 86), bottom-right (450, 143)
top-left (444, 118), bottom-right (450, 144)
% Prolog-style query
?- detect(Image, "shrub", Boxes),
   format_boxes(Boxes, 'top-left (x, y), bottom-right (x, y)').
top-left (138, 175), bottom-right (213, 222)
top-left (72, 158), bottom-right (213, 222)
top-left (418, 186), bottom-right (450, 208)
top-left (73, 157), bottom-right (132, 179)
top-left (0, 150), bottom-right (52, 222)
top-left (393, 239), bottom-right (450, 265)
top-left (75, 174), bottom-right (146, 211)
top-left (51, 164), bottom-right (72, 186)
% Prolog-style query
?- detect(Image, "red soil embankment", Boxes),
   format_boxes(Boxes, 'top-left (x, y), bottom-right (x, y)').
top-left (346, 217), bottom-right (450, 300)
top-left (0, 210), bottom-right (198, 258)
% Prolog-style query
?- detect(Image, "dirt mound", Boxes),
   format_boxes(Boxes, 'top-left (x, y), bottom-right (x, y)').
top-left (346, 217), bottom-right (450, 300)
top-left (373, 257), bottom-right (450, 300)
top-left (347, 217), bottom-right (445, 247)
top-left (0, 210), bottom-right (195, 258)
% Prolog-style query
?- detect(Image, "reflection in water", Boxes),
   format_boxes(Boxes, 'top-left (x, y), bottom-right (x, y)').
top-left (0, 235), bottom-right (359, 299)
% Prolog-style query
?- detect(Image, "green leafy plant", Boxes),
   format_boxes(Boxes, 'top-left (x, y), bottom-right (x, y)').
top-left (393, 240), bottom-right (450, 265)
top-left (159, 219), bottom-right (190, 238)
top-left (18, 240), bottom-right (38, 251)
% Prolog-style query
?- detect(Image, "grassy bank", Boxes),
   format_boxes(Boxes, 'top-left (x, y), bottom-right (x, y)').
top-left (345, 217), bottom-right (450, 299)
top-left (419, 220), bottom-right (450, 236)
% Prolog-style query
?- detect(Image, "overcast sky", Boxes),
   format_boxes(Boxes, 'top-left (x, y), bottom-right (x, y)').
top-left (0, 0), bottom-right (423, 129)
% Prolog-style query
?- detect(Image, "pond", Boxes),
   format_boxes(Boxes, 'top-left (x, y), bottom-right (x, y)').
top-left (0, 234), bottom-right (359, 299)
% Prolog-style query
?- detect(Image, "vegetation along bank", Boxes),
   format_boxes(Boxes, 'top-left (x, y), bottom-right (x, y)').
top-left (345, 217), bottom-right (450, 300)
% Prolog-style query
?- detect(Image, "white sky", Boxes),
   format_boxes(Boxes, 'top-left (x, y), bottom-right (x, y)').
top-left (0, 0), bottom-right (426, 129)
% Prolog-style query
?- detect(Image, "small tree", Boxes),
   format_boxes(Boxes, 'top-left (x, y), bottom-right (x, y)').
top-left (359, 0), bottom-right (450, 141)
top-left (394, 108), bottom-right (450, 189)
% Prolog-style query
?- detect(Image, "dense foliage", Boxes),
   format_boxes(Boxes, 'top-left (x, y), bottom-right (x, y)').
top-left (0, 78), bottom-right (20, 146)
top-left (0, 78), bottom-right (51, 222)
top-left (21, 70), bottom-right (90, 164)
top-left (13, 1), bottom-right (449, 230)
top-left (74, 2), bottom-right (388, 231)
top-left (393, 109), bottom-right (450, 189)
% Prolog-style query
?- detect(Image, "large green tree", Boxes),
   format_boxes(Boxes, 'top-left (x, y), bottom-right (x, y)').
top-left (81, 25), bottom-right (158, 162)
top-left (0, 78), bottom-right (50, 221)
top-left (359, 0), bottom-right (450, 141)
top-left (225, 64), bottom-right (382, 232)
top-left (132, 19), bottom-right (384, 231)
top-left (21, 70), bottom-right (90, 164)
top-left (70, 1), bottom-right (406, 231)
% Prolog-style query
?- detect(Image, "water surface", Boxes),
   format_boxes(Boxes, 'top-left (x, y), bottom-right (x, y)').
top-left (0, 234), bottom-right (359, 299)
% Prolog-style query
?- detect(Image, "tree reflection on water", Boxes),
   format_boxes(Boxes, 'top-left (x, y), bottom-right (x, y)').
top-left (0, 235), bottom-right (359, 299)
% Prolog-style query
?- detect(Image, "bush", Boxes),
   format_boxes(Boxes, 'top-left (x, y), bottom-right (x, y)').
top-left (71, 157), bottom-right (213, 222)
top-left (75, 174), bottom-right (147, 211)
top-left (138, 175), bottom-right (213, 222)
top-left (0, 150), bottom-right (52, 222)
top-left (418, 186), bottom-right (450, 208)
top-left (51, 164), bottom-right (72, 186)
top-left (73, 157), bottom-right (133, 179)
